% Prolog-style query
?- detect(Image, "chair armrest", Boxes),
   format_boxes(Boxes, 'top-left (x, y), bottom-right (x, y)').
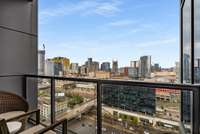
top-left (34, 118), bottom-right (68, 134)
top-left (6, 109), bottom-right (40, 124)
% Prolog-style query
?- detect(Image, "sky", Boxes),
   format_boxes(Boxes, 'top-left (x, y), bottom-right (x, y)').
top-left (39, 0), bottom-right (179, 68)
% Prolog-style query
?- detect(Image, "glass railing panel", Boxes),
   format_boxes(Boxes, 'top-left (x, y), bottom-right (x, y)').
top-left (37, 78), bottom-right (52, 125)
top-left (55, 80), bottom-right (97, 134)
top-left (101, 84), bottom-right (191, 134)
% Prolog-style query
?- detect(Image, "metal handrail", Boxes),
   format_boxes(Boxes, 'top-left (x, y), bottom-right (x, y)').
top-left (1, 74), bottom-right (199, 134)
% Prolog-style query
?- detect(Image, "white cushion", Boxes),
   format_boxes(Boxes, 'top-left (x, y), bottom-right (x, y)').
top-left (7, 121), bottom-right (22, 134)
top-left (0, 111), bottom-right (25, 120)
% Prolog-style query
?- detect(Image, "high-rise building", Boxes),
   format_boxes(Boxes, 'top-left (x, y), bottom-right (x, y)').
top-left (54, 63), bottom-right (63, 76)
top-left (38, 50), bottom-right (45, 75)
top-left (50, 57), bottom-right (70, 72)
top-left (112, 60), bottom-right (118, 75)
top-left (70, 63), bottom-right (79, 74)
top-left (80, 65), bottom-right (88, 75)
top-left (45, 60), bottom-right (54, 76)
top-left (130, 61), bottom-right (139, 68)
top-left (85, 58), bottom-right (99, 73)
top-left (92, 61), bottom-right (99, 72)
top-left (85, 58), bottom-right (93, 72)
top-left (139, 56), bottom-right (151, 78)
top-left (101, 62), bottom-right (111, 72)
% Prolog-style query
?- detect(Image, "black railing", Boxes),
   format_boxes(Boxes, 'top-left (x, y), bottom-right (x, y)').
top-left (1, 74), bottom-right (200, 134)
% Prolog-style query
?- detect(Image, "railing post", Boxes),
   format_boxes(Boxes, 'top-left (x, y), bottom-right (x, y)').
top-left (62, 119), bottom-right (68, 134)
top-left (97, 81), bottom-right (102, 134)
top-left (36, 109), bottom-right (40, 125)
top-left (51, 78), bottom-right (56, 124)
top-left (22, 75), bottom-right (27, 99)
top-left (192, 88), bottom-right (200, 134)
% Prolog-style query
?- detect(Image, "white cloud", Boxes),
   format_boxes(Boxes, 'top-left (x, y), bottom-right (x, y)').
top-left (39, 0), bottom-right (123, 24)
top-left (108, 20), bottom-right (137, 27)
top-left (137, 38), bottom-right (178, 48)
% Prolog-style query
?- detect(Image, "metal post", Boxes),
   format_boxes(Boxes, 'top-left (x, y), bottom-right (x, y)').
top-left (22, 75), bottom-right (27, 99)
top-left (192, 88), bottom-right (200, 134)
top-left (36, 109), bottom-right (40, 125)
top-left (51, 78), bottom-right (56, 124)
top-left (97, 82), bottom-right (102, 134)
top-left (62, 120), bottom-right (68, 134)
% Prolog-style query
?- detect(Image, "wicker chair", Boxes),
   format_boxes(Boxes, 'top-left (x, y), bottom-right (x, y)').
top-left (0, 91), bottom-right (29, 114)
top-left (0, 91), bottom-right (29, 132)
top-left (0, 110), bottom-right (68, 134)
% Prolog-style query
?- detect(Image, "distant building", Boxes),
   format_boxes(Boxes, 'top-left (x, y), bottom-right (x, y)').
top-left (128, 67), bottom-right (139, 79)
top-left (119, 67), bottom-right (129, 76)
top-left (50, 57), bottom-right (70, 72)
top-left (85, 58), bottom-right (93, 72)
top-left (101, 62), bottom-right (111, 72)
top-left (139, 56), bottom-right (151, 78)
top-left (85, 58), bottom-right (99, 72)
top-left (130, 61), bottom-right (139, 68)
top-left (152, 63), bottom-right (161, 72)
top-left (80, 65), bottom-right (88, 75)
top-left (102, 85), bottom-right (156, 115)
top-left (92, 61), bottom-right (99, 72)
top-left (38, 50), bottom-right (45, 75)
top-left (95, 71), bottom-right (111, 79)
top-left (150, 71), bottom-right (176, 83)
top-left (70, 63), bottom-right (79, 74)
top-left (112, 60), bottom-right (118, 75)
top-left (54, 62), bottom-right (63, 76)
top-left (45, 60), bottom-right (54, 76)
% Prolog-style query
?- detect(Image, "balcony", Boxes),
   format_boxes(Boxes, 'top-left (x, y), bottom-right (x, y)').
top-left (0, 74), bottom-right (199, 134)
top-left (1, 0), bottom-right (200, 134)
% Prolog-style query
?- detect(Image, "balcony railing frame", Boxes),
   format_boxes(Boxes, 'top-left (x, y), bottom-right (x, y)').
top-left (1, 74), bottom-right (200, 134)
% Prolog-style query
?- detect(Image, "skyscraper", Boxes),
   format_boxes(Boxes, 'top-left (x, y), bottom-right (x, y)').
top-left (86, 58), bottom-right (93, 72)
top-left (101, 62), bottom-right (111, 72)
top-left (112, 60), bottom-right (118, 75)
top-left (130, 61), bottom-right (139, 68)
top-left (45, 60), bottom-right (54, 76)
top-left (85, 58), bottom-right (99, 72)
top-left (139, 56), bottom-right (151, 78)
top-left (38, 50), bottom-right (45, 75)
top-left (70, 63), bottom-right (79, 74)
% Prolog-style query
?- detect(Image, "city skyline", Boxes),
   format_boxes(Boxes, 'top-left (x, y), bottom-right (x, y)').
top-left (39, 0), bottom-right (179, 68)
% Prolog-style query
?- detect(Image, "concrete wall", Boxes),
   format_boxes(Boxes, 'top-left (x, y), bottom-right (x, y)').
top-left (0, 0), bottom-right (38, 109)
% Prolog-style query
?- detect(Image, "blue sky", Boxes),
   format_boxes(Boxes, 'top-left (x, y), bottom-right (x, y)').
top-left (39, 0), bottom-right (179, 68)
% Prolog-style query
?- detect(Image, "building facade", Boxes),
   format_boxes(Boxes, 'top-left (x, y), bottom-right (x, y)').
top-left (38, 50), bottom-right (45, 75)
top-left (45, 60), bottom-right (54, 76)
top-left (101, 62), bottom-right (111, 72)
top-left (102, 85), bottom-right (156, 115)
top-left (139, 56), bottom-right (151, 78)
top-left (112, 60), bottom-right (118, 75)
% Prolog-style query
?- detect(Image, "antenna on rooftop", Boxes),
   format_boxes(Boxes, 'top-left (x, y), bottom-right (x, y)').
top-left (43, 43), bottom-right (45, 50)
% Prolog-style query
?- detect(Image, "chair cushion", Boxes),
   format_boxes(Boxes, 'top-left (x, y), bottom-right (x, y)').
top-left (19, 125), bottom-right (56, 134)
top-left (0, 111), bottom-right (25, 120)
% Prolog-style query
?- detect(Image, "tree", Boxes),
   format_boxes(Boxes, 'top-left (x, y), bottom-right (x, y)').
top-left (129, 116), bottom-right (138, 125)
